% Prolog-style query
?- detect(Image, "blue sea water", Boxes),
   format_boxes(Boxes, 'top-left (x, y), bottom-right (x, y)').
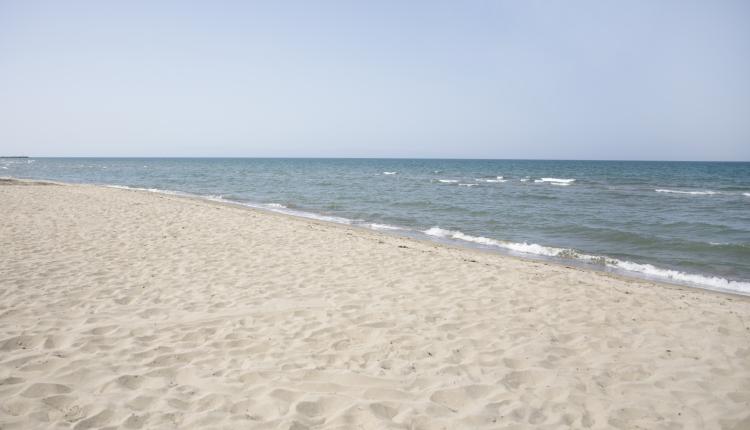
top-left (3, 157), bottom-right (750, 294)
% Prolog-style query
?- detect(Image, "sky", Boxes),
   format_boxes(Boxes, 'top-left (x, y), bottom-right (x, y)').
top-left (1, 1), bottom-right (749, 160)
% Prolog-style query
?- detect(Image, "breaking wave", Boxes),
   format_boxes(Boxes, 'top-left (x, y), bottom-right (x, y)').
top-left (535, 178), bottom-right (576, 184)
top-left (423, 226), bottom-right (750, 295)
top-left (656, 189), bottom-right (718, 195)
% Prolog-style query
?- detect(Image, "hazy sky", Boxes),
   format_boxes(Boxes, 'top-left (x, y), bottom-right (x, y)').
top-left (1, 1), bottom-right (749, 160)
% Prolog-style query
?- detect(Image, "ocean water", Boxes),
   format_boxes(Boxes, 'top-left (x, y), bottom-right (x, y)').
top-left (4, 157), bottom-right (750, 295)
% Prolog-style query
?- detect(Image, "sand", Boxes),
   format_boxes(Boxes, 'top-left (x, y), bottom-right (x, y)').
top-left (1, 178), bottom-right (749, 430)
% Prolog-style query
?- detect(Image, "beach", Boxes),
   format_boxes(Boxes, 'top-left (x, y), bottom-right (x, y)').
top-left (1, 178), bottom-right (749, 429)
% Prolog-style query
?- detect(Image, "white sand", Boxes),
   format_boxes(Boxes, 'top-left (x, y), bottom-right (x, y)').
top-left (1, 179), bottom-right (749, 429)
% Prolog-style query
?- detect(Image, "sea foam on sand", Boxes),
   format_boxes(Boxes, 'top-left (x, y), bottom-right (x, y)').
top-left (1, 179), bottom-right (750, 430)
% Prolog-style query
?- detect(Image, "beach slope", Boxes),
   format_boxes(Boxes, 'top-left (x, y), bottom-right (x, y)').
top-left (1, 179), bottom-right (749, 429)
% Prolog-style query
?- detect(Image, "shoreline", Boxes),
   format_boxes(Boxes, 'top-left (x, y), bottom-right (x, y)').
top-left (2, 177), bottom-right (750, 429)
top-left (106, 182), bottom-right (750, 301)
top-left (5, 175), bottom-right (748, 298)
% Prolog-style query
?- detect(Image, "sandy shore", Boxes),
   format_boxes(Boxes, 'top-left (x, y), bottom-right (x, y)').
top-left (1, 179), bottom-right (749, 429)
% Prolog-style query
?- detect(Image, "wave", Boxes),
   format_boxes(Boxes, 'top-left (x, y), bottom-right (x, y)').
top-left (249, 202), bottom-right (351, 224)
top-left (366, 223), bottom-right (403, 231)
top-left (105, 185), bottom-right (187, 196)
top-left (477, 177), bottom-right (507, 183)
top-left (423, 226), bottom-right (750, 295)
top-left (535, 178), bottom-right (576, 184)
top-left (383, 172), bottom-right (397, 175)
top-left (744, 193), bottom-right (750, 197)
top-left (438, 179), bottom-right (458, 183)
top-left (458, 183), bottom-right (478, 187)
top-left (257, 204), bottom-right (352, 224)
top-left (705, 242), bottom-right (750, 250)
top-left (424, 227), bottom-right (569, 257)
top-left (655, 189), bottom-right (718, 195)
top-left (612, 261), bottom-right (750, 294)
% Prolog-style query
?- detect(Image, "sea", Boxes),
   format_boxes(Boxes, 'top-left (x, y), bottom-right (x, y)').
top-left (3, 157), bottom-right (749, 295)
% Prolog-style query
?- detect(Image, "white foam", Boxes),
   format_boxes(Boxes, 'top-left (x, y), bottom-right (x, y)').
top-left (609, 260), bottom-right (750, 294)
top-left (424, 227), bottom-right (569, 257)
top-left (477, 178), bottom-right (507, 183)
top-left (383, 172), bottom-right (397, 175)
top-left (655, 189), bottom-right (718, 195)
top-left (519, 177), bottom-right (530, 182)
top-left (551, 182), bottom-right (571, 186)
top-left (252, 202), bottom-right (352, 224)
top-left (423, 227), bottom-right (454, 238)
top-left (366, 223), bottom-right (403, 231)
top-left (288, 211), bottom-right (352, 224)
top-left (106, 185), bottom-right (183, 195)
top-left (422, 226), bottom-right (750, 295)
top-left (438, 179), bottom-right (458, 183)
top-left (535, 178), bottom-right (575, 184)
top-left (458, 183), bottom-right (478, 187)
top-left (743, 193), bottom-right (750, 197)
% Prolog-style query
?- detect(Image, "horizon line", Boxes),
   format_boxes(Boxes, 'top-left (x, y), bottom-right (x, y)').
top-left (8, 156), bottom-right (750, 163)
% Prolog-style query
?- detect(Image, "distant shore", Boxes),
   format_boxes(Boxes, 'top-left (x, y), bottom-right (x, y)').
top-left (1, 178), bottom-right (749, 429)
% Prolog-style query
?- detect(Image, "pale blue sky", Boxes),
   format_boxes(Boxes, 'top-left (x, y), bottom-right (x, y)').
top-left (1, 1), bottom-right (749, 160)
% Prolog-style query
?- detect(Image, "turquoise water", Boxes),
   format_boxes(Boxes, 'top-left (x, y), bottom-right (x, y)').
top-left (4, 158), bottom-right (750, 294)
